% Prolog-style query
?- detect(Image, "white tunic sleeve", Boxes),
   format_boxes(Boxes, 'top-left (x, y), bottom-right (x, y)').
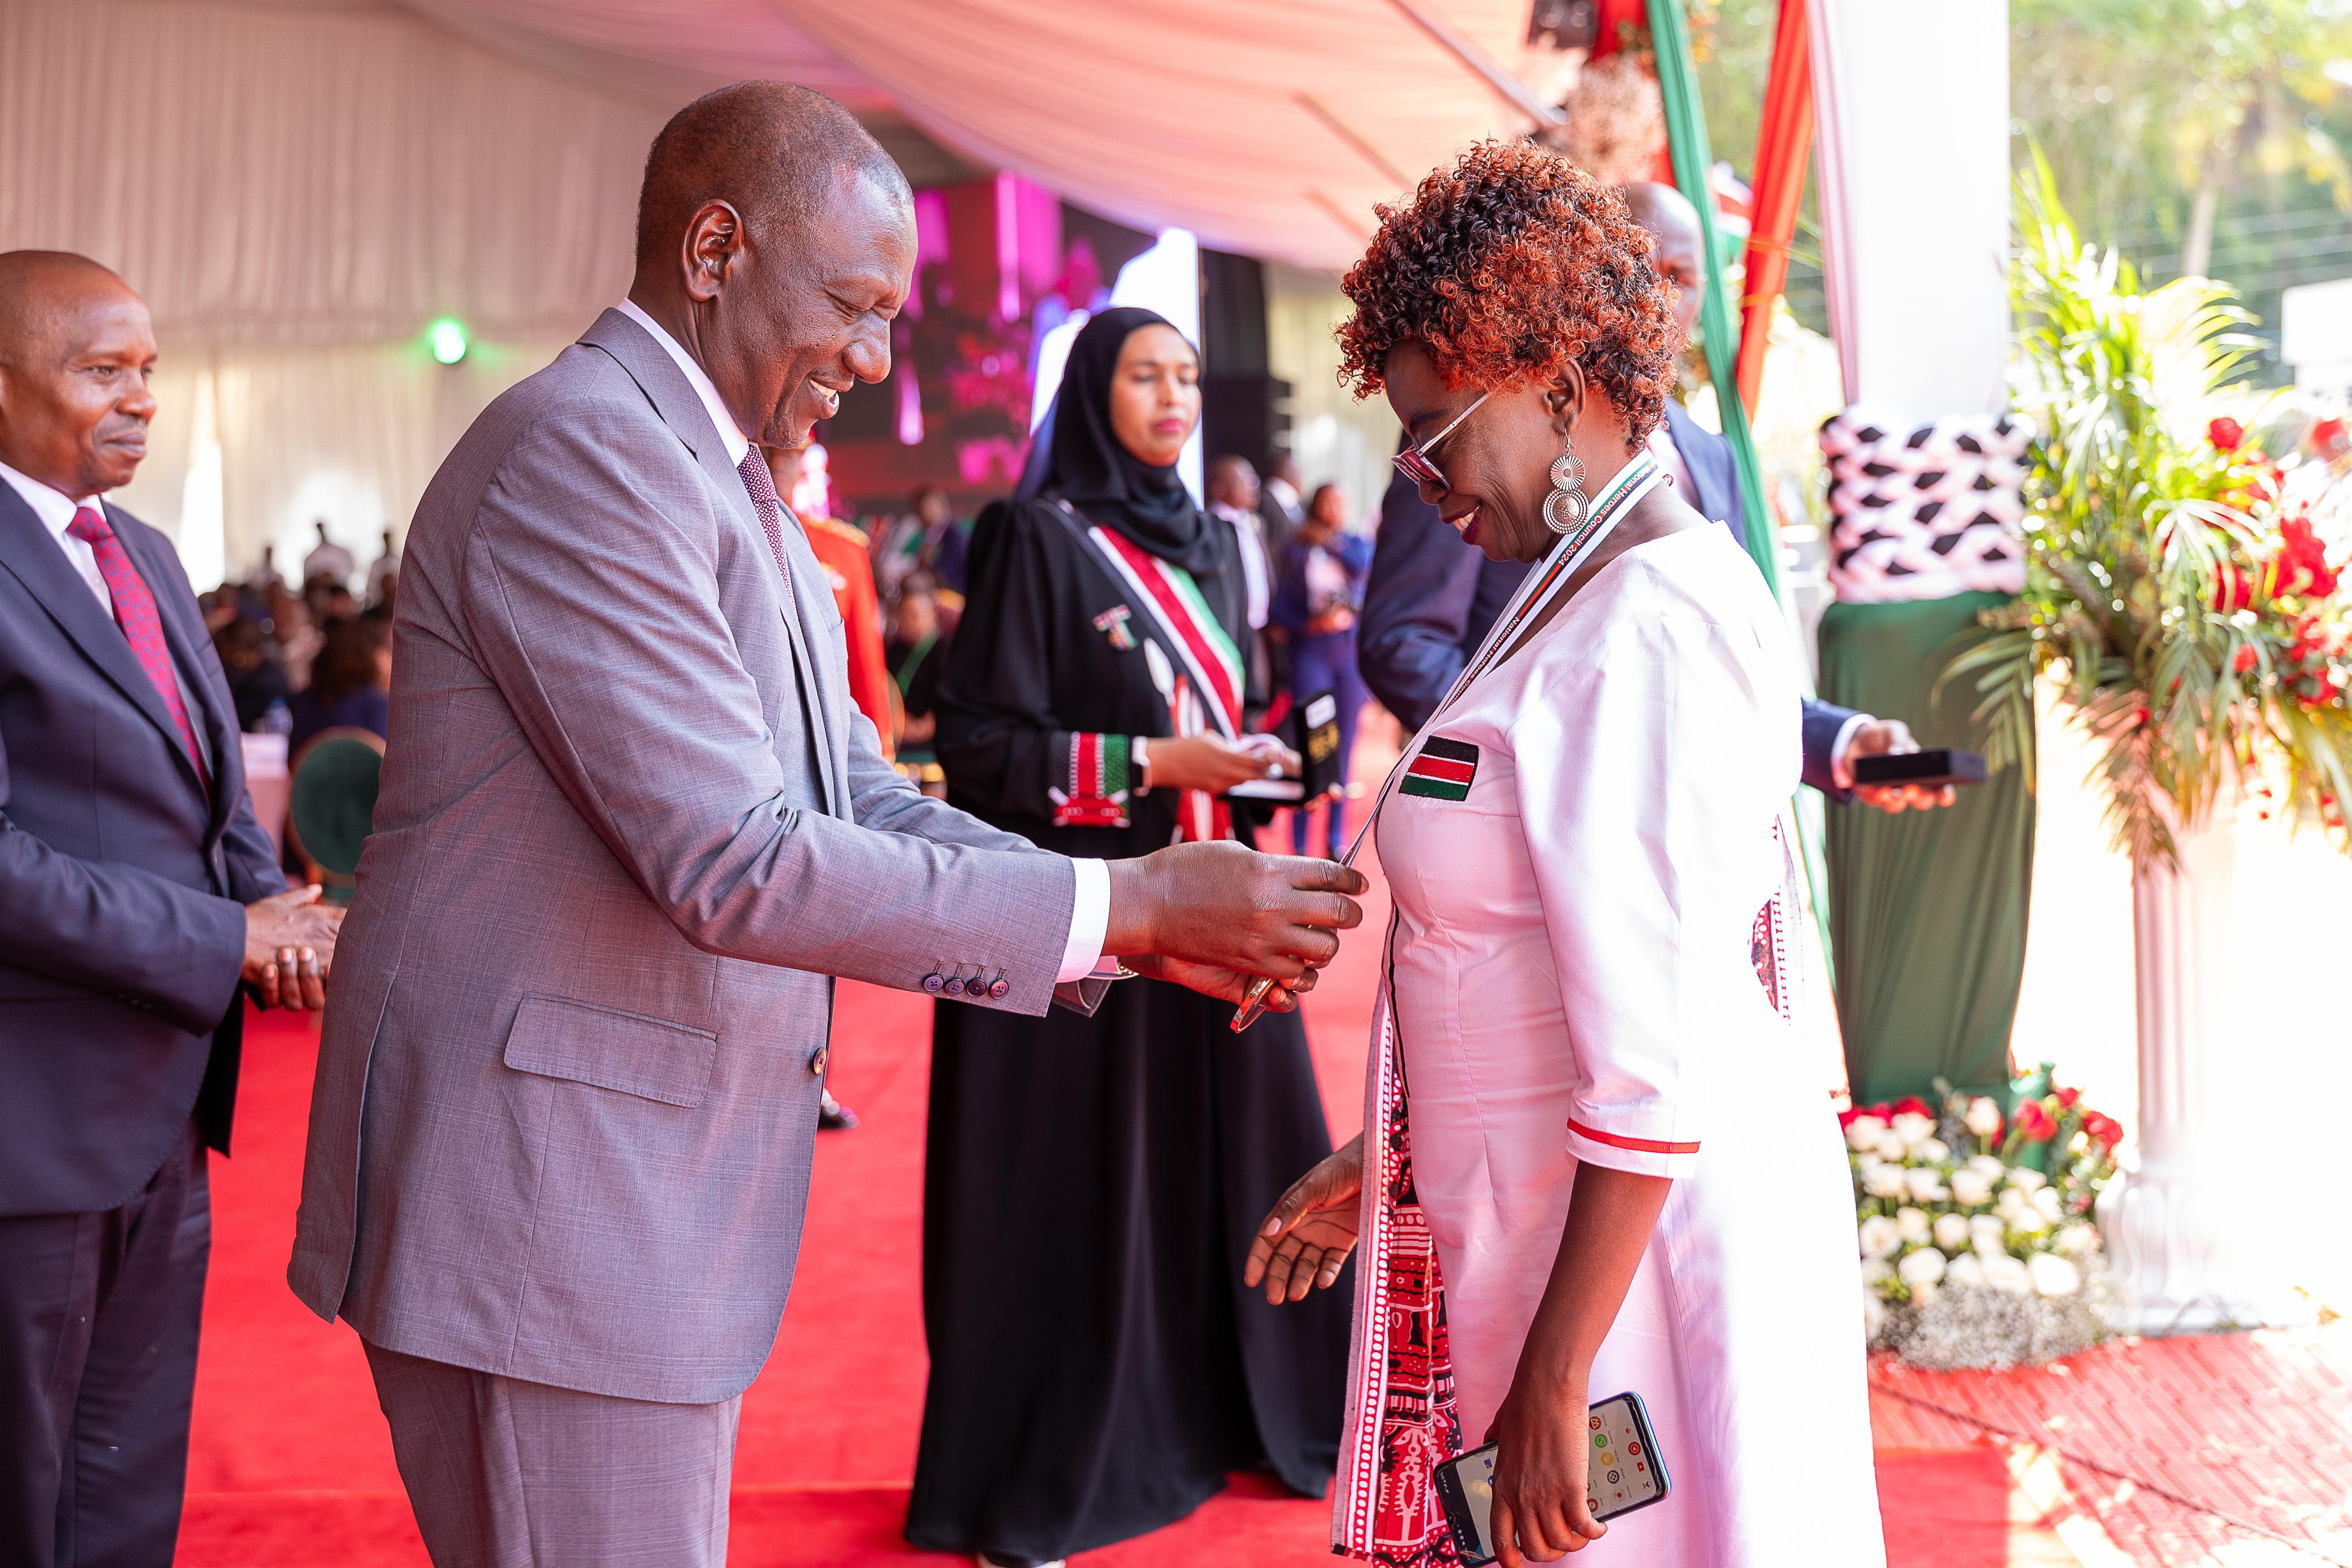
top-left (1510, 603), bottom-right (1788, 1179)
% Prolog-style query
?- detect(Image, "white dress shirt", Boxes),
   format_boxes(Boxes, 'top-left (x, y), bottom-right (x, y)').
top-left (2, 457), bottom-right (113, 614)
top-left (1210, 501), bottom-right (1272, 630)
top-left (612, 299), bottom-right (1112, 981)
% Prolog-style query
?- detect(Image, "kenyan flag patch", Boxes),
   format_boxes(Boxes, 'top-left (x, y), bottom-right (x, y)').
top-left (1399, 736), bottom-right (1479, 801)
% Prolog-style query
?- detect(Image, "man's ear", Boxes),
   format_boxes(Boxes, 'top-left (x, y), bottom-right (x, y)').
top-left (681, 200), bottom-right (745, 304)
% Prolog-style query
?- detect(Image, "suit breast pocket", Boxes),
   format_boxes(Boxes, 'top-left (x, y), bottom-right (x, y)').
top-left (500, 993), bottom-right (717, 1108)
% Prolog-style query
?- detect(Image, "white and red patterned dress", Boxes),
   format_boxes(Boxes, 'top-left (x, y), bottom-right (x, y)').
top-left (1337, 527), bottom-right (1883, 1567)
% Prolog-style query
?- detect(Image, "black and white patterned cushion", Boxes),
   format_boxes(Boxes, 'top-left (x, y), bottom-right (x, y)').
top-left (1819, 409), bottom-right (2031, 603)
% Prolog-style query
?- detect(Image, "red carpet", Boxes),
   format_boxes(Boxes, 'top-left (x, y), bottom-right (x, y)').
top-left (179, 810), bottom-right (2086, 1566)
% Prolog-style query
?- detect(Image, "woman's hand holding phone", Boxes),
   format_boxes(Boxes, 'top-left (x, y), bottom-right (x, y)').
top-left (1485, 1374), bottom-right (1607, 1565)
top-left (1244, 1134), bottom-right (1363, 1303)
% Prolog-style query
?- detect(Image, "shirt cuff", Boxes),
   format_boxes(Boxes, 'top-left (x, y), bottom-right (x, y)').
top-left (1056, 857), bottom-right (1112, 984)
top-left (1827, 712), bottom-right (1875, 792)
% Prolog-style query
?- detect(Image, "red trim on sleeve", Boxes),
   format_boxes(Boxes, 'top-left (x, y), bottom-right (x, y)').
top-left (1567, 1118), bottom-right (1700, 1156)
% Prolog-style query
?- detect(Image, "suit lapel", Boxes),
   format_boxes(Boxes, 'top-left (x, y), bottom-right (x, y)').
top-left (118, 506), bottom-right (240, 835)
top-left (578, 310), bottom-right (842, 815)
top-left (0, 485), bottom-right (201, 795)
top-left (1663, 400), bottom-right (1740, 532)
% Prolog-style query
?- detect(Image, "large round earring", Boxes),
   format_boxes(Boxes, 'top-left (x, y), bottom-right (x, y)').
top-left (1544, 446), bottom-right (1588, 534)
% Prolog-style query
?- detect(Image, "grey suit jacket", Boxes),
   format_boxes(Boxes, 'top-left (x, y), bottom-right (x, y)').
top-left (291, 310), bottom-right (1083, 1405)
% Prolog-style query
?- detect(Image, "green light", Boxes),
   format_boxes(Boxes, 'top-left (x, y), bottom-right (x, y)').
top-left (427, 318), bottom-right (469, 365)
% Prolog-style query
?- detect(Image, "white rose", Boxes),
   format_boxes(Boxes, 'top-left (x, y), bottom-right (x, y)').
top-left (1916, 1137), bottom-right (1953, 1165)
top-left (1904, 1167), bottom-right (1949, 1203)
top-left (2057, 1223), bottom-right (2102, 1257)
top-left (1863, 1289), bottom-right (1887, 1338)
top-left (1969, 1213), bottom-right (2007, 1241)
top-left (1862, 1165), bottom-right (1910, 1199)
top-left (1949, 1170), bottom-right (1993, 1207)
top-left (1982, 1253), bottom-right (2034, 1296)
top-left (1858, 1215), bottom-right (1902, 1259)
top-left (2031, 1185), bottom-right (2065, 1222)
top-left (1964, 1097), bottom-right (2003, 1138)
top-left (1860, 1256), bottom-right (1892, 1284)
top-left (1875, 1132), bottom-right (1909, 1164)
top-left (1968, 1154), bottom-right (2007, 1183)
top-left (1995, 1187), bottom-right (2029, 1221)
top-left (2011, 1205), bottom-right (2051, 1235)
top-left (1909, 1277), bottom-right (1940, 1306)
top-left (2006, 1167), bottom-right (2048, 1196)
top-left (1845, 1114), bottom-right (1888, 1152)
top-left (1946, 1253), bottom-right (1987, 1289)
top-left (2028, 1253), bottom-right (2083, 1298)
top-left (1853, 1150), bottom-right (1883, 1174)
top-left (1891, 1112), bottom-right (1938, 1148)
top-left (1895, 1206), bottom-right (1932, 1242)
top-left (1899, 1248), bottom-right (1947, 1288)
top-left (1934, 1214), bottom-right (1971, 1251)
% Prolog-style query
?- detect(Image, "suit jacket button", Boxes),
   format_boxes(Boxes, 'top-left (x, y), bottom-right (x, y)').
top-left (988, 978), bottom-right (1011, 1000)
top-left (808, 1046), bottom-right (828, 1076)
top-left (922, 973), bottom-right (945, 994)
top-left (941, 976), bottom-right (966, 997)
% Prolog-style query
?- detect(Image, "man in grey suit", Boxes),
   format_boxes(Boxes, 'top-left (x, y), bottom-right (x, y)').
top-left (289, 83), bottom-right (1364, 1567)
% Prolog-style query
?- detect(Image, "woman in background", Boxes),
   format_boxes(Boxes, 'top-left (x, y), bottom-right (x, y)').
top-left (286, 609), bottom-right (390, 754)
top-left (911, 307), bottom-right (1352, 1568)
top-left (1270, 482), bottom-right (1373, 858)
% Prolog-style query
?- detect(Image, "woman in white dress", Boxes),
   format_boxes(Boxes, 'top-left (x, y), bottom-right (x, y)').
top-left (1246, 141), bottom-right (1882, 1568)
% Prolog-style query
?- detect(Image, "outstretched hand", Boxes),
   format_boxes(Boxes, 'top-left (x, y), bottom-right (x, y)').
top-left (1244, 1134), bottom-right (1364, 1304)
top-left (1104, 840), bottom-right (1366, 984)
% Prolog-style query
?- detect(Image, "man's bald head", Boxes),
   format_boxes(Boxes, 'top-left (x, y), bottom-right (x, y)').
top-left (1208, 453), bottom-right (1259, 510)
top-left (635, 82), bottom-right (910, 272)
top-left (1616, 182), bottom-right (1705, 343)
top-left (0, 251), bottom-right (139, 364)
top-left (0, 251), bottom-right (157, 496)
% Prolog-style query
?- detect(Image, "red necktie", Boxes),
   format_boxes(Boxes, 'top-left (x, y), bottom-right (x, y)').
top-left (67, 506), bottom-right (211, 796)
top-left (736, 452), bottom-right (799, 618)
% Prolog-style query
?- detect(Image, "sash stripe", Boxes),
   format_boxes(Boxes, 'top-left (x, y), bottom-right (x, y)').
top-left (1091, 526), bottom-right (1243, 737)
top-left (1567, 1119), bottom-right (1702, 1156)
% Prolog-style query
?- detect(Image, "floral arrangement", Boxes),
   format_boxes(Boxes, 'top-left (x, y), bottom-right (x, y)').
top-left (1849, 1072), bottom-right (2122, 1369)
top-left (1945, 155), bottom-right (2352, 869)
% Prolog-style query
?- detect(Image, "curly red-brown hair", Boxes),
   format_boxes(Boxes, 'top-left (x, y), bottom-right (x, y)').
top-left (1337, 140), bottom-right (1680, 451)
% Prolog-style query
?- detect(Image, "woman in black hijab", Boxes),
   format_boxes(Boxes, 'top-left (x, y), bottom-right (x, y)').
top-left (909, 309), bottom-right (1352, 1568)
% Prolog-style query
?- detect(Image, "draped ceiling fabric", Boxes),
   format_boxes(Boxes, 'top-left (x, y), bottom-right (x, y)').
top-left (1, 0), bottom-right (1573, 574)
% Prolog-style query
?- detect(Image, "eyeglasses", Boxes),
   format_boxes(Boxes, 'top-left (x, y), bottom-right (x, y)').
top-left (1391, 391), bottom-right (1491, 491)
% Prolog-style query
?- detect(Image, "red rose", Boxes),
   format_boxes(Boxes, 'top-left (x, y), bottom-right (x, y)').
top-left (1892, 1095), bottom-right (1935, 1119)
top-left (2210, 416), bottom-right (2245, 452)
top-left (2053, 1086), bottom-right (2081, 1108)
top-left (2234, 643), bottom-right (2259, 674)
top-left (2275, 516), bottom-right (2340, 599)
top-left (2312, 416), bottom-right (2349, 460)
top-left (2213, 565), bottom-right (2255, 612)
top-left (2081, 1112), bottom-right (2122, 1147)
top-left (1837, 1105), bottom-right (1864, 1129)
top-left (2014, 1101), bottom-right (2058, 1141)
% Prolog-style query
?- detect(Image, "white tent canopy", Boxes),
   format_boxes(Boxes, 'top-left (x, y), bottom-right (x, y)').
top-left (1, 0), bottom-right (1570, 570)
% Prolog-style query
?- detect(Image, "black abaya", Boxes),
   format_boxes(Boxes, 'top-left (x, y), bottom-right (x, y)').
top-left (906, 491), bottom-right (1351, 1565)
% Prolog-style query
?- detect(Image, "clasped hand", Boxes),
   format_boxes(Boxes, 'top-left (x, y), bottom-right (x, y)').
top-left (241, 885), bottom-right (347, 1011)
top-left (1104, 840), bottom-right (1365, 1015)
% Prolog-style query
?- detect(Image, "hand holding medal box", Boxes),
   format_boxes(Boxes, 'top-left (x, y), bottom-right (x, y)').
top-left (1230, 452), bottom-right (1670, 1030)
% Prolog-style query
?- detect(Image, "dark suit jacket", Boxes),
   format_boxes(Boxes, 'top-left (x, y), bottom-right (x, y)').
top-left (0, 486), bottom-right (285, 1216)
top-left (1358, 402), bottom-right (1860, 796)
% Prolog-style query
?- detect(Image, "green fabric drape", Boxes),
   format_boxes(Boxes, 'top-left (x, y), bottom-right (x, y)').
top-left (1819, 595), bottom-right (2035, 1103)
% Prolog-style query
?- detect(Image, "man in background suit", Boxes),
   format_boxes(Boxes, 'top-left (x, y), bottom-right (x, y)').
top-left (1359, 184), bottom-right (1952, 813)
top-left (0, 251), bottom-right (344, 1568)
top-left (290, 84), bottom-right (1363, 1567)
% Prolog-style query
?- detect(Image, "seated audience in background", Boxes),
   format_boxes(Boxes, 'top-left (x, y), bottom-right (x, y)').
top-left (301, 518), bottom-right (352, 590)
top-left (884, 569), bottom-right (948, 794)
top-left (1272, 482), bottom-right (1374, 858)
top-left (267, 586), bottom-right (321, 690)
top-left (285, 609), bottom-right (391, 755)
top-left (872, 485), bottom-right (971, 602)
top-left (365, 526), bottom-right (400, 609)
top-left (214, 615), bottom-right (292, 733)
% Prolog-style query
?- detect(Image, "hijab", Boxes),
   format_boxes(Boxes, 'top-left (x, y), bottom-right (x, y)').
top-left (1028, 306), bottom-right (1221, 575)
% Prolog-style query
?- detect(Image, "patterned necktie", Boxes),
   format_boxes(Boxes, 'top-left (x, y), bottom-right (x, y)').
top-left (735, 451), bottom-right (798, 618)
top-left (66, 505), bottom-right (211, 796)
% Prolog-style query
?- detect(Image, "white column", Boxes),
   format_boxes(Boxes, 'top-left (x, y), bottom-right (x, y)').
top-left (2098, 799), bottom-right (2268, 1330)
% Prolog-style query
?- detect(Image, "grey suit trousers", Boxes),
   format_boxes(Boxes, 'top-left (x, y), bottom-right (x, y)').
top-left (364, 1342), bottom-right (739, 1568)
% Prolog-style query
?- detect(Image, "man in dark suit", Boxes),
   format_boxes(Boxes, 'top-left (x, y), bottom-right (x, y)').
top-left (0, 251), bottom-right (344, 1567)
top-left (1360, 185), bottom-right (1951, 813)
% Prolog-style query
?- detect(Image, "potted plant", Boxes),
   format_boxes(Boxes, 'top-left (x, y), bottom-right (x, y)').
top-left (1943, 157), bottom-right (2352, 1329)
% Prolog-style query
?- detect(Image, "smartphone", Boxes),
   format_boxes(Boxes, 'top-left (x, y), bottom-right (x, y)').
top-left (1848, 747), bottom-right (1987, 788)
top-left (1432, 1392), bottom-right (1670, 1565)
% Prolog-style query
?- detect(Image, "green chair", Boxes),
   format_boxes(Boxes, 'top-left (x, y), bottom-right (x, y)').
top-left (286, 727), bottom-right (383, 904)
